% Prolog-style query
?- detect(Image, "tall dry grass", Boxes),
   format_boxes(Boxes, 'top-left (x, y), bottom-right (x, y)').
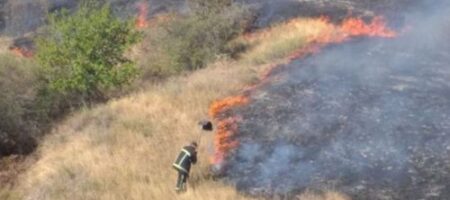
top-left (7, 18), bottom-right (350, 200)
top-left (0, 38), bottom-right (12, 55)
top-left (240, 18), bottom-right (332, 65)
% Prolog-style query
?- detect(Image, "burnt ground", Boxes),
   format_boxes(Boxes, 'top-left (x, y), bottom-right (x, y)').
top-left (221, 4), bottom-right (450, 199)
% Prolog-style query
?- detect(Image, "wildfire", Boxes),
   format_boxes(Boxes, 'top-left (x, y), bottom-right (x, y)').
top-left (208, 16), bottom-right (397, 169)
top-left (135, 1), bottom-right (149, 29)
top-left (309, 16), bottom-right (396, 45)
top-left (9, 46), bottom-right (33, 58)
top-left (211, 116), bottom-right (242, 164)
top-left (208, 96), bottom-right (249, 118)
top-left (341, 16), bottom-right (396, 38)
top-left (208, 96), bottom-right (248, 165)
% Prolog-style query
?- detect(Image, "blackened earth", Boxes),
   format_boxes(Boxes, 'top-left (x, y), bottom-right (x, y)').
top-left (223, 14), bottom-right (450, 200)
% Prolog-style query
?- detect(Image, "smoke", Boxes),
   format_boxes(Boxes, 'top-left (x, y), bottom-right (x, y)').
top-left (221, 1), bottom-right (450, 199)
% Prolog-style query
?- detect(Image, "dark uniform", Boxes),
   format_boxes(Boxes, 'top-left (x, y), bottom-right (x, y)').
top-left (173, 143), bottom-right (197, 191)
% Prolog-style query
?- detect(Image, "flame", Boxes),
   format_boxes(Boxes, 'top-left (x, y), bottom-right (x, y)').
top-left (308, 16), bottom-right (396, 45)
top-left (211, 116), bottom-right (242, 164)
top-left (208, 96), bottom-right (249, 118)
top-left (208, 96), bottom-right (248, 165)
top-left (136, 1), bottom-right (149, 29)
top-left (341, 16), bottom-right (396, 38)
top-left (9, 46), bottom-right (33, 58)
top-left (208, 16), bottom-right (397, 170)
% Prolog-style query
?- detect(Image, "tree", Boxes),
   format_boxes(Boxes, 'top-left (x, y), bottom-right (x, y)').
top-left (36, 4), bottom-right (140, 102)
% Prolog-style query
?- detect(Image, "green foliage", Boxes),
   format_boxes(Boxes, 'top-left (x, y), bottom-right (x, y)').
top-left (0, 3), bottom-right (142, 156)
top-left (142, 0), bottom-right (249, 74)
top-left (36, 4), bottom-right (141, 100)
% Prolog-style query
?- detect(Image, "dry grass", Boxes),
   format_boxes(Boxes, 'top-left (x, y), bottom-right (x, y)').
top-left (7, 17), bottom-right (349, 200)
top-left (297, 191), bottom-right (350, 200)
top-left (0, 37), bottom-right (13, 55)
top-left (241, 18), bottom-right (331, 65)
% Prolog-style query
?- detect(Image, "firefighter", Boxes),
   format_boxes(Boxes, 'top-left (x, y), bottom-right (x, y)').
top-left (173, 141), bottom-right (198, 192)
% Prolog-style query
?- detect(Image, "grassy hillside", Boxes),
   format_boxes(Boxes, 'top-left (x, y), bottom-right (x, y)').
top-left (3, 18), bottom-right (349, 200)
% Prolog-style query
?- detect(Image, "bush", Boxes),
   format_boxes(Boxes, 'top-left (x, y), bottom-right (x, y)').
top-left (139, 0), bottom-right (250, 76)
top-left (0, 54), bottom-right (39, 155)
top-left (36, 3), bottom-right (141, 103)
top-left (0, 2), bottom-right (142, 156)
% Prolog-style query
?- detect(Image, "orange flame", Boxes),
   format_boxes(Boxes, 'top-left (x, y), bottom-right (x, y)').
top-left (308, 16), bottom-right (396, 45)
top-left (211, 116), bottom-right (242, 164)
top-left (208, 96), bottom-right (248, 164)
top-left (208, 95), bottom-right (249, 118)
top-left (341, 16), bottom-right (396, 38)
top-left (208, 16), bottom-right (397, 169)
top-left (136, 1), bottom-right (148, 29)
top-left (9, 46), bottom-right (33, 58)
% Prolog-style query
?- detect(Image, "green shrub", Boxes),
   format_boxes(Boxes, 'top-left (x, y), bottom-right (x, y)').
top-left (140, 0), bottom-right (249, 76)
top-left (0, 3), bottom-right (142, 156)
top-left (36, 3), bottom-right (141, 103)
top-left (0, 54), bottom-right (39, 155)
